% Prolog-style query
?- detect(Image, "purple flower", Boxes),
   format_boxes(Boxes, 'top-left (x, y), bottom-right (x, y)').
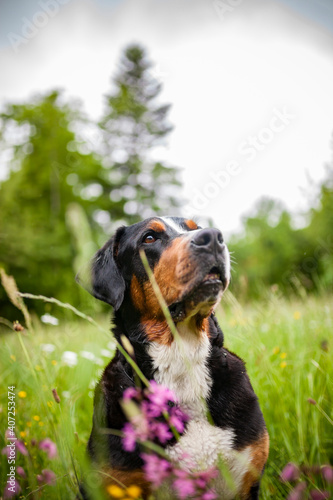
top-left (17, 466), bottom-right (26, 478)
top-left (201, 490), bottom-right (218, 500)
top-left (150, 421), bottom-right (173, 443)
top-left (169, 406), bottom-right (188, 433)
top-left (287, 482), bottom-right (307, 500)
top-left (322, 465), bottom-right (333, 484)
top-left (39, 438), bottom-right (58, 459)
top-left (3, 479), bottom-right (21, 498)
top-left (146, 381), bottom-right (176, 414)
top-left (280, 463), bottom-right (300, 482)
top-left (173, 476), bottom-right (196, 499)
top-left (195, 468), bottom-right (219, 489)
top-left (123, 387), bottom-right (139, 401)
top-left (37, 469), bottom-right (56, 485)
top-left (122, 423), bottom-right (137, 452)
top-left (16, 440), bottom-right (28, 456)
top-left (142, 453), bottom-right (172, 488)
top-left (309, 491), bottom-right (330, 500)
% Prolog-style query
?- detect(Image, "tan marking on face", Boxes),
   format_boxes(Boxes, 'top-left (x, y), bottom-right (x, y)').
top-left (101, 467), bottom-right (151, 499)
top-left (240, 430), bottom-right (269, 498)
top-left (130, 275), bottom-right (146, 312)
top-left (142, 237), bottom-right (196, 317)
top-left (148, 220), bottom-right (166, 233)
top-left (185, 219), bottom-right (198, 230)
top-left (142, 319), bottom-right (173, 345)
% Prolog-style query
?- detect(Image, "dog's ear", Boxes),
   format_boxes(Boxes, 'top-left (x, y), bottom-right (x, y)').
top-left (76, 230), bottom-right (126, 310)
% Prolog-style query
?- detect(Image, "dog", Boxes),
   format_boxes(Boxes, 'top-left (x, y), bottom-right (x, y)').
top-left (77, 216), bottom-right (269, 499)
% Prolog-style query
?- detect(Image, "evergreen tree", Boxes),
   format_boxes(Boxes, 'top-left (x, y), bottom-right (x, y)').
top-left (97, 44), bottom-right (181, 224)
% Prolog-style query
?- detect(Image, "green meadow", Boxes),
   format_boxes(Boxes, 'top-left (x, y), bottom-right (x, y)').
top-left (0, 292), bottom-right (332, 499)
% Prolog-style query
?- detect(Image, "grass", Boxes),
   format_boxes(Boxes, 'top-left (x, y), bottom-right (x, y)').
top-left (0, 292), bottom-right (332, 499)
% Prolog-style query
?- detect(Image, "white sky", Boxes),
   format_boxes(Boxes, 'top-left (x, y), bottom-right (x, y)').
top-left (1, 0), bottom-right (333, 235)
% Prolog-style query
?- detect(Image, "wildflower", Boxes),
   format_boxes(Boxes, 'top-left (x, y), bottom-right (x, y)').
top-left (126, 485), bottom-right (142, 498)
top-left (309, 491), bottom-right (330, 500)
top-left (123, 387), bottom-right (140, 401)
top-left (19, 431), bottom-right (26, 438)
top-left (122, 423), bottom-right (138, 452)
top-left (39, 438), bottom-right (58, 459)
top-left (287, 481), bottom-right (306, 500)
top-left (107, 484), bottom-right (124, 498)
top-left (146, 381), bottom-right (175, 415)
top-left (280, 361), bottom-right (287, 368)
top-left (3, 479), bottom-right (21, 498)
top-left (27, 422), bottom-right (32, 427)
top-left (41, 343), bottom-right (56, 353)
top-left (13, 321), bottom-right (24, 332)
top-left (47, 401), bottom-right (53, 408)
top-left (280, 352), bottom-right (287, 359)
top-left (202, 490), bottom-right (218, 500)
top-left (321, 465), bottom-right (333, 484)
top-left (293, 311), bottom-right (301, 320)
top-left (142, 453), bottom-right (172, 489)
top-left (150, 421), bottom-right (172, 444)
top-left (37, 469), bottom-right (56, 485)
top-left (273, 346), bottom-right (280, 355)
top-left (10, 355), bottom-right (16, 362)
top-left (18, 391), bottom-right (27, 398)
top-left (38, 421), bottom-right (44, 426)
top-left (173, 469), bottom-right (196, 499)
top-left (16, 440), bottom-right (28, 456)
top-left (17, 466), bottom-right (26, 478)
top-left (40, 314), bottom-right (59, 326)
top-left (33, 415), bottom-right (40, 421)
top-left (51, 360), bottom-right (57, 366)
top-left (280, 463), bottom-right (300, 482)
top-left (61, 351), bottom-right (78, 367)
top-left (35, 365), bottom-right (42, 371)
top-left (101, 348), bottom-right (113, 357)
top-left (80, 351), bottom-right (96, 361)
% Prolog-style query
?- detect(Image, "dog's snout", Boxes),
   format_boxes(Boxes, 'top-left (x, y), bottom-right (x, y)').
top-left (191, 228), bottom-right (224, 252)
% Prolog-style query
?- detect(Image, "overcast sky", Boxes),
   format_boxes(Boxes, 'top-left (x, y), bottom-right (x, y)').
top-left (1, 0), bottom-right (333, 235)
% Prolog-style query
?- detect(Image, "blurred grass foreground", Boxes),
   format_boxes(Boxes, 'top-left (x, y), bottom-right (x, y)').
top-left (0, 287), bottom-right (332, 499)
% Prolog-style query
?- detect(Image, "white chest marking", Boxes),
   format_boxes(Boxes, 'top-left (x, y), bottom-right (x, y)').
top-left (148, 330), bottom-right (250, 498)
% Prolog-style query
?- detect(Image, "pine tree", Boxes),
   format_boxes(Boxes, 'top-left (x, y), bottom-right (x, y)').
top-left (98, 44), bottom-right (181, 224)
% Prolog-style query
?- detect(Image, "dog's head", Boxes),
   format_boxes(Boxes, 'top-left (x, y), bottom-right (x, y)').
top-left (77, 217), bottom-right (230, 341)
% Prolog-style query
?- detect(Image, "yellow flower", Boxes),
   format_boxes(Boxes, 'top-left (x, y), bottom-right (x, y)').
top-left (272, 346), bottom-right (280, 355)
top-left (127, 485), bottom-right (142, 498)
top-left (51, 360), bottom-right (57, 366)
top-left (10, 355), bottom-right (16, 362)
top-left (35, 365), bottom-right (42, 371)
top-left (280, 361), bottom-right (287, 368)
top-left (20, 431), bottom-right (26, 438)
top-left (33, 415), bottom-right (40, 421)
top-left (280, 352), bottom-right (287, 359)
top-left (47, 401), bottom-right (53, 408)
top-left (293, 311), bottom-right (301, 320)
top-left (18, 391), bottom-right (27, 398)
top-left (38, 422), bottom-right (44, 426)
top-left (27, 421), bottom-right (32, 427)
top-left (107, 484), bottom-right (125, 498)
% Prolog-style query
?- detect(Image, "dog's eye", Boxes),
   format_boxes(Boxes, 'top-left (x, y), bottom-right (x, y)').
top-left (143, 233), bottom-right (156, 244)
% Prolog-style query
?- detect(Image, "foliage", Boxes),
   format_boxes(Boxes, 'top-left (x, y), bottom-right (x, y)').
top-left (229, 165), bottom-right (333, 300)
top-left (0, 45), bottom-right (181, 320)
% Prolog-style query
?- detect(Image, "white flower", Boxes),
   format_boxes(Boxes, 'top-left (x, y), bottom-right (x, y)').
top-left (40, 343), bottom-right (56, 353)
top-left (80, 351), bottom-right (96, 361)
top-left (100, 349), bottom-right (112, 358)
top-left (62, 351), bottom-right (78, 367)
top-left (41, 314), bottom-right (59, 326)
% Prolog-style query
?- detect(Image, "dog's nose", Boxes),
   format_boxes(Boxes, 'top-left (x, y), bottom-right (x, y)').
top-left (191, 228), bottom-right (224, 252)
